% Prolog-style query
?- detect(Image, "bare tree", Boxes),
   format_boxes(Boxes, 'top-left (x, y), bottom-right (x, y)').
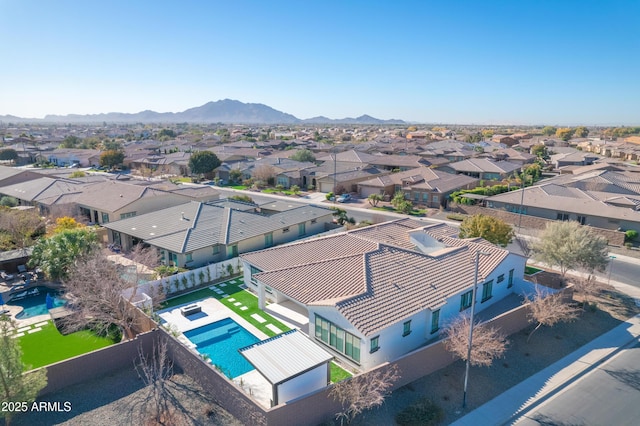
top-left (61, 248), bottom-right (158, 339)
top-left (251, 164), bottom-right (275, 186)
top-left (571, 274), bottom-right (603, 311)
top-left (134, 337), bottom-right (174, 424)
top-left (443, 315), bottom-right (508, 367)
top-left (514, 235), bottom-right (533, 257)
top-left (330, 364), bottom-right (400, 425)
top-left (525, 286), bottom-right (578, 342)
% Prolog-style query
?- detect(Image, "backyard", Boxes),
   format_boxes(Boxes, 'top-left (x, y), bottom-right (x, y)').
top-left (17, 321), bottom-right (119, 369)
top-left (161, 278), bottom-right (351, 382)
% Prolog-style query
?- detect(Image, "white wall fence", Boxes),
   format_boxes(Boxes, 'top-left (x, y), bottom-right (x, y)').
top-left (126, 257), bottom-right (244, 304)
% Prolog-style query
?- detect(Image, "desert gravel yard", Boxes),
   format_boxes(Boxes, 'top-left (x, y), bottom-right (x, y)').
top-left (10, 371), bottom-right (243, 426)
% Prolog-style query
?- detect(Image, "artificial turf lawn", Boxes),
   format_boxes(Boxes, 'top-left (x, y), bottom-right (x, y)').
top-left (18, 321), bottom-right (118, 370)
top-left (330, 362), bottom-right (352, 383)
top-left (525, 266), bottom-right (543, 275)
top-left (161, 279), bottom-right (291, 338)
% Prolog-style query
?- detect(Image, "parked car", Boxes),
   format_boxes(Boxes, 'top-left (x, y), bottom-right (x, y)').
top-left (336, 193), bottom-right (352, 203)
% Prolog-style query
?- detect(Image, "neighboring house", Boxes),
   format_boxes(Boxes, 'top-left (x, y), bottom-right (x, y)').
top-left (367, 154), bottom-right (433, 171)
top-left (484, 169), bottom-right (640, 231)
top-left (73, 180), bottom-right (219, 225)
top-left (441, 158), bottom-right (522, 181)
top-left (491, 135), bottom-right (517, 146)
top-left (241, 219), bottom-right (526, 370)
top-left (551, 151), bottom-right (601, 169)
top-left (357, 167), bottom-right (478, 208)
top-left (45, 148), bottom-right (102, 167)
top-left (487, 148), bottom-right (537, 165)
top-left (244, 157), bottom-right (316, 189)
top-left (128, 152), bottom-right (192, 176)
top-left (315, 166), bottom-right (388, 193)
top-left (0, 176), bottom-right (92, 213)
top-left (103, 199), bottom-right (334, 268)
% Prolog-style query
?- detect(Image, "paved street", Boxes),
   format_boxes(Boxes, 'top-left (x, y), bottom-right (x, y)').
top-left (514, 341), bottom-right (640, 426)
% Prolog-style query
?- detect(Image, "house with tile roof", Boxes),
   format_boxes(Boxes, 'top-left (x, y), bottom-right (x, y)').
top-left (240, 219), bottom-right (527, 370)
top-left (484, 169), bottom-right (640, 231)
top-left (357, 167), bottom-right (478, 208)
top-left (440, 158), bottom-right (522, 181)
top-left (103, 199), bottom-right (334, 268)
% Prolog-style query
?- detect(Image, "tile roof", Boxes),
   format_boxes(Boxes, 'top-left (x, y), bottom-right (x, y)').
top-left (104, 200), bottom-right (333, 253)
top-left (244, 219), bottom-right (510, 336)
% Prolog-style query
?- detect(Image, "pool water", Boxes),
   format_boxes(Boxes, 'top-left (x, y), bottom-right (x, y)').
top-left (184, 318), bottom-right (259, 378)
top-left (10, 288), bottom-right (67, 319)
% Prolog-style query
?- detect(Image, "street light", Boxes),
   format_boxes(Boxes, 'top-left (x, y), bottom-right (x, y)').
top-left (607, 255), bottom-right (616, 286)
top-left (462, 249), bottom-right (491, 409)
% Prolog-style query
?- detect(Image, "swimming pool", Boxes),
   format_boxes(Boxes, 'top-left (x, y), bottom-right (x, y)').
top-left (10, 288), bottom-right (67, 319)
top-left (183, 318), bottom-right (259, 378)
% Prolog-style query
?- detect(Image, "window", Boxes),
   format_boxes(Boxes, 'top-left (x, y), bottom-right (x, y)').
top-left (431, 309), bottom-right (440, 334)
top-left (481, 280), bottom-right (493, 302)
top-left (370, 336), bottom-right (380, 353)
top-left (101, 212), bottom-right (110, 223)
top-left (422, 193), bottom-right (429, 202)
top-left (169, 252), bottom-right (178, 266)
top-left (112, 231), bottom-right (121, 246)
top-left (497, 274), bottom-right (505, 283)
top-left (414, 192), bottom-right (419, 202)
top-left (212, 245), bottom-right (220, 255)
top-left (556, 213), bottom-right (569, 221)
top-left (298, 223), bottom-right (306, 236)
top-left (577, 215), bottom-right (586, 225)
top-left (228, 244), bottom-right (238, 258)
top-left (120, 212), bottom-right (137, 219)
top-left (250, 265), bottom-right (262, 284)
top-left (508, 269), bottom-right (514, 288)
top-left (432, 194), bottom-right (439, 203)
top-left (282, 227), bottom-right (290, 233)
top-left (460, 290), bottom-right (473, 311)
top-left (264, 233), bottom-right (273, 248)
top-left (315, 315), bottom-right (361, 363)
top-left (185, 253), bottom-right (193, 263)
top-left (403, 320), bottom-right (412, 336)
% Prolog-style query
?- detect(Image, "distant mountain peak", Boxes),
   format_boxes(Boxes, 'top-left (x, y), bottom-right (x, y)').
top-left (1, 100), bottom-right (406, 125)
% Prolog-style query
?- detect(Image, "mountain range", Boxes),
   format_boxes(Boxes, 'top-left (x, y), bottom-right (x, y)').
top-left (0, 99), bottom-right (406, 125)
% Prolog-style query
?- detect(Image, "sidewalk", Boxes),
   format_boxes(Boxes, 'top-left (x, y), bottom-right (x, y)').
top-left (451, 314), bottom-right (640, 426)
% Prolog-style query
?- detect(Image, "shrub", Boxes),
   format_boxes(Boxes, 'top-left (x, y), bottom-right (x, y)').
top-left (446, 213), bottom-right (466, 221)
top-left (395, 397), bottom-right (444, 426)
top-left (326, 192), bottom-right (334, 201)
top-left (625, 229), bottom-right (638, 242)
top-left (275, 184), bottom-right (285, 191)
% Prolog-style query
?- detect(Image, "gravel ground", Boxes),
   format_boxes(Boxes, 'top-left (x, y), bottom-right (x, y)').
top-left (9, 371), bottom-right (243, 426)
top-left (352, 285), bottom-right (640, 426)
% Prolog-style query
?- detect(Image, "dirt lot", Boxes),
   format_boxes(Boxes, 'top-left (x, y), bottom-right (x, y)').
top-left (9, 371), bottom-right (243, 426)
top-left (355, 276), bottom-right (640, 426)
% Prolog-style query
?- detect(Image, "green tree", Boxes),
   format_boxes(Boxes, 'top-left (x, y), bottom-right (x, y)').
top-left (368, 193), bottom-right (383, 207)
top-left (0, 196), bottom-right (18, 207)
top-left (0, 148), bottom-right (19, 163)
top-left (541, 126), bottom-right (557, 136)
top-left (530, 144), bottom-right (549, 160)
top-left (28, 228), bottom-right (99, 281)
top-left (188, 151), bottom-right (221, 179)
top-left (397, 199), bottom-right (414, 214)
top-left (69, 170), bottom-right (86, 178)
top-left (60, 135), bottom-right (81, 148)
top-left (332, 208), bottom-right (355, 226)
top-left (459, 214), bottom-right (514, 247)
top-left (99, 150), bottom-right (125, 169)
top-left (555, 128), bottom-right (574, 141)
top-left (229, 168), bottom-right (243, 184)
top-left (391, 191), bottom-right (407, 210)
top-left (290, 184), bottom-right (301, 195)
top-left (481, 129), bottom-right (494, 139)
top-left (101, 139), bottom-right (123, 151)
top-left (532, 220), bottom-right (609, 280)
top-left (290, 149), bottom-right (316, 163)
top-left (0, 318), bottom-right (48, 426)
top-left (573, 126), bottom-right (589, 138)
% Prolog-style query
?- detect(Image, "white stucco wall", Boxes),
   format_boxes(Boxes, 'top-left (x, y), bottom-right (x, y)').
top-left (276, 364), bottom-right (328, 405)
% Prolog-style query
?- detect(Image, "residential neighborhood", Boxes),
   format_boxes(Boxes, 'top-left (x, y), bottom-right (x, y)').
top-left (2, 118), bottom-right (640, 425)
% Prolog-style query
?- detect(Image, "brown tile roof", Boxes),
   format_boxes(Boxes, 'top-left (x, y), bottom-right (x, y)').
top-left (244, 219), bottom-right (510, 336)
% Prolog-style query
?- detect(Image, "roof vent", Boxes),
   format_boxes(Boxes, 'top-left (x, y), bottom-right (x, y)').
top-left (119, 194), bottom-right (123, 197)
top-left (181, 212), bottom-right (185, 220)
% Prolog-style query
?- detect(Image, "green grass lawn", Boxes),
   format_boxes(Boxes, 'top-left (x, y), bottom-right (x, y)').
top-left (525, 266), bottom-right (543, 275)
top-left (18, 321), bottom-right (118, 370)
top-left (161, 279), bottom-right (291, 338)
top-left (229, 185), bottom-right (248, 190)
top-left (330, 362), bottom-right (352, 383)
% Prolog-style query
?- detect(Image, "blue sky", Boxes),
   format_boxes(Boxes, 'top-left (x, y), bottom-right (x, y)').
top-left (1, 0), bottom-right (638, 125)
